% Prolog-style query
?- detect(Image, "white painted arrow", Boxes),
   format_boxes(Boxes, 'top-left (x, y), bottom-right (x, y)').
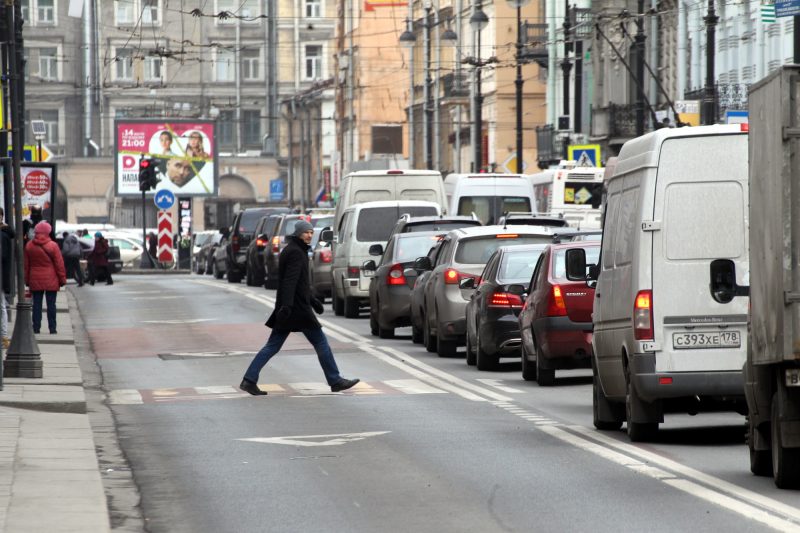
top-left (238, 431), bottom-right (390, 447)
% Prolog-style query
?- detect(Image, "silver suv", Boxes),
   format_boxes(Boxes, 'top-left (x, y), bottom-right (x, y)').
top-left (414, 226), bottom-right (559, 357)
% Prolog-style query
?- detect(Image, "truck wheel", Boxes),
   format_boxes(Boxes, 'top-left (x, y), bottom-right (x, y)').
top-left (475, 331), bottom-right (498, 370)
top-left (332, 289), bottom-right (344, 316)
top-left (749, 415), bottom-right (773, 477)
top-left (423, 318), bottom-right (437, 353)
top-left (626, 378), bottom-right (658, 442)
top-left (771, 394), bottom-right (800, 488)
top-left (593, 372), bottom-right (623, 431)
top-left (536, 344), bottom-right (555, 386)
top-left (344, 297), bottom-right (359, 318)
top-left (521, 340), bottom-right (536, 381)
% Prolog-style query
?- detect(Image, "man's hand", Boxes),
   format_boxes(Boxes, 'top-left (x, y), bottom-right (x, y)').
top-left (277, 306), bottom-right (292, 320)
top-left (311, 298), bottom-right (324, 315)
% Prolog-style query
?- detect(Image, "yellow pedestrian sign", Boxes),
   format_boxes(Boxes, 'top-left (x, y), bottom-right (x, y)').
top-left (568, 144), bottom-right (602, 168)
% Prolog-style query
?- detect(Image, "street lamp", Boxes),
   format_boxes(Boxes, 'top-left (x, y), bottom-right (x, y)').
top-left (399, 3), bottom-right (457, 171)
top-left (470, 2), bottom-right (488, 172)
top-left (507, 0), bottom-right (530, 174)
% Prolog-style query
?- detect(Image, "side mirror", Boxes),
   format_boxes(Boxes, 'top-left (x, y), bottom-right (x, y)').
top-left (413, 256), bottom-right (433, 272)
top-left (369, 244), bottom-right (384, 256)
top-left (320, 229), bottom-right (333, 242)
top-left (565, 248), bottom-right (587, 281)
top-left (361, 260), bottom-right (377, 276)
top-left (709, 259), bottom-right (749, 304)
top-left (459, 277), bottom-right (475, 290)
top-left (507, 283), bottom-right (526, 296)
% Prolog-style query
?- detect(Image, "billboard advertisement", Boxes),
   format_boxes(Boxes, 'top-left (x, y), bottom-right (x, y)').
top-left (115, 120), bottom-right (218, 197)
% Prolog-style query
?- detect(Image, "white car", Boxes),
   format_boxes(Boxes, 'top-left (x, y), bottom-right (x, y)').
top-left (104, 233), bottom-right (145, 267)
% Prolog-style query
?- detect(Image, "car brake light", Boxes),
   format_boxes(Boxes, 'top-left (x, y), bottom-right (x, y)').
top-left (386, 263), bottom-right (407, 285)
top-left (271, 236), bottom-right (280, 253)
top-left (740, 123), bottom-right (749, 132)
top-left (444, 268), bottom-right (479, 285)
top-left (634, 290), bottom-right (653, 340)
top-left (256, 238), bottom-right (266, 248)
top-left (347, 266), bottom-right (360, 278)
top-left (232, 235), bottom-right (240, 253)
top-left (659, 377), bottom-right (673, 385)
top-left (546, 284), bottom-right (567, 316)
top-left (496, 234), bottom-right (519, 239)
top-left (387, 170), bottom-right (404, 174)
top-left (489, 291), bottom-right (523, 308)
top-left (319, 249), bottom-right (332, 263)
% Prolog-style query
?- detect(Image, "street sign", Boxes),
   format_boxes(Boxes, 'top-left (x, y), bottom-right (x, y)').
top-left (154, 189), bottom-right (175, 210)
top-left (501, 153), bottom-right (527, 174)
top-left (157, 211), bottom-right (174, 262)
top-left (270, 179), bottom-right (285, 202)
top-left (725, 110), bottom-right (749, 124)
top-left (568, 144), bottom-right (602, 168)
top-left (7, 144), bottom-right (51, 162)
top-left (776, 0), bottom-right (800, 17)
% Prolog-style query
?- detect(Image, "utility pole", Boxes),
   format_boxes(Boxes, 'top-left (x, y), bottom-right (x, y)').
top-left (561, 0), bottom-right (572, 120)
top-left (702, 0), bottom-right (718, 125)
top-left (635, 0), bottom-right (646, 135)
top-left (424, 3), bottom-right (433, 170)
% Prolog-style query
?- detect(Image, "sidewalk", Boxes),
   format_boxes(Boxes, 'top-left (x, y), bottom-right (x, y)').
top-left (0, 290), bottom-right (111, 532)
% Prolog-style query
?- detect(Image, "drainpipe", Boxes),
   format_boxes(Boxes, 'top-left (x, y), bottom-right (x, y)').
top-left (83, 0), bottom-right (92, 156)
top-left (677, 0), bottom-right (686, 99)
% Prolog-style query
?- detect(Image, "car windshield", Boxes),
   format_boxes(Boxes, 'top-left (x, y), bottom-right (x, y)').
top-left (553, 246), bottom-right (601, 279)
top-left (403, 220), bottom-right (480, 232)
top-left (498, 249), bottom-right (545, 284)
top-left (457, 197), bottom-right (531, 224)
top-left (455, 235), bottom-right (552, 264)
top-left (356, 206), bottom-right (438, 242)
top-left (240, 210), bottom-right (269, 233)
top-left (394, 234), bottom-right (444, 263)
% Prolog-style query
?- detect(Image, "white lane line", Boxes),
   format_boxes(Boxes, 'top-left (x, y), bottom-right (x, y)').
top-left (384, 379), bottom-right (448, 395)
top-left (475, 379), bottom-right (525, 394)
top-left (537, 424), bottom-right (797, 532)
top-left (107, 389), bottom-right (143, 405)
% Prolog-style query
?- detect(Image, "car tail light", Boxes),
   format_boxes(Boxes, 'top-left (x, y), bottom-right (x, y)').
top-left (347, 266), bottom-right (360, 278)
top-left (256, 238), bottom-right (266, 248)
top-left (444, 268), bottom-right (480, 285)
top-left (386, 263), bottom-right (407, 286)
top-left (319, 249), bottom-right (332, 263)
top-left (271, 236), bottom-right (280, 253)
top-left (232, 235), bottom-right (240, 253)
top-left (496, 234), bottom-right (519, 239)
top-left (633, 290), bottom-right (653, 340)
top-left (489, 291), bottom-right (523, 308)
top-left (740, 123), bottom-right (749, 133)
top-left (546, 284), bottom-right (567, 316)
top-left (387, 170), bottom-right (404, 174)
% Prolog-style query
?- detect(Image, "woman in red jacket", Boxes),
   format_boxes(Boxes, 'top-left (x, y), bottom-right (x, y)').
top-left (24, 221), bottom-right (66, 334)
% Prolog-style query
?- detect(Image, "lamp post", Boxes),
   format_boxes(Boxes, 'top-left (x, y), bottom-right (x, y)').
top-left (507, 0), bottom-right (530, 174)
top-left (399, 3), bottom-right (457, 171)
top-left (702, 0), bottom-right (718, 125)
top-left (470, 2), bottom-right (488, 172)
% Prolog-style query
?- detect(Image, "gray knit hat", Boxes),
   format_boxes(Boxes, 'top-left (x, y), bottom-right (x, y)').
top-left (292, 220), bottom-right (314, 237)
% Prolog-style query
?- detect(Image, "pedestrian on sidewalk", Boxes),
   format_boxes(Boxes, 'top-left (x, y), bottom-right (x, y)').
top-left (61, 232), bottom-right (84, 287)
top-left (241, 220), bottom-right (359, 396)
top-left (24, 221), bottom-right (66, 335)
top-left (0, 208), bottom-right (15, 348)
top-left (87, 232), bottom-right (113, 286)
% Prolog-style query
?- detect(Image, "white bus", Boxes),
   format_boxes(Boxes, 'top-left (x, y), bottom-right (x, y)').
top-left (528, 166), bottom-right (605, 229)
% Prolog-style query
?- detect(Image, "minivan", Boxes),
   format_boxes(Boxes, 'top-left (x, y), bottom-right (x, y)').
top-left (567, 124), bottom-right (749, 442)
top-left (327, 200), bottom-right (440, 318)
top-left (444, 173), bottom-right (536, 225)
top-left (333, 170), bottom-right (447, 232)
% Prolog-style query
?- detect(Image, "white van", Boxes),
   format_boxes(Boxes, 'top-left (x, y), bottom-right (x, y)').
top-left (570, 124), bottom-right (749, 441)
top-left (331, 200), bottom-right (441, 318)
top-left (333, 170), bottom-right (447, 232)
top-left (444, 173), bottom-right (535, 225)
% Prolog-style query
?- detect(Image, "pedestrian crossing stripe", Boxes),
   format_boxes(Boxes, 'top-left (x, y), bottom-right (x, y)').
top-left (107, 379), bottom-right (450, 404)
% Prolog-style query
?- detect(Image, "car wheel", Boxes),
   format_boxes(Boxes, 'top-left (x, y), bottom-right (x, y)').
top-left (593, 370), bottom-right (623, 431)
top-left (379, 326), bottom-right (394, 339)
top-left (369, 308), bottom-right (379, 336)
top-left (535, 343), bottom-right (555, 386)
top-left (748, 415), bottom-right (772, 477)
top-left (437, 333), bottom-right (458, 357)
top-left (772, 393), bottom-right (800, 488)
top-left (332, 288), bottom-right (344, 316)
top-left (245, 268), bottom-right (254, 286)
top-left (411, 322), bottom-right (423, 344)
top-left (228, 268), bottom-right (242, 284)
top-left (475, 330), bottom-right (497, 371)
top-left (344, 297), bottom-right (359, 318)
top-left (626, 375), bottom-right (658, 442)
top-left (465, 332), bottom-right (476, 366)
top-left (253, 266), bottom-right (265, 287)
top-left (521, 338), bottom-right (536, 381)
top-left (423, 316), bottom-right (437, 353)
top-left (213, 261), bottom-right (223, 279)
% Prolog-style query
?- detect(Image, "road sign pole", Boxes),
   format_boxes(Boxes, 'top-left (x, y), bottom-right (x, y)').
top-left (139, 189), bottom-right (154, 269)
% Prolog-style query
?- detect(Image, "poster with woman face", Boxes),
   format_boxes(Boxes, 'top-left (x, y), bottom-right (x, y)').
top-left (115, 120), bottom-right (218, 196)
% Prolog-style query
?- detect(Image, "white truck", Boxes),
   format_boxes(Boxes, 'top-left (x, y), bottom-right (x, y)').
top-left (745, 65), bottom-right (800, 488)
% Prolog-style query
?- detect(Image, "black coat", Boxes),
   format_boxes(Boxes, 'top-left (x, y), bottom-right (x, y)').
top-left (0, 225), bottom-right (14, 294)
top-left (265, 236), bottom-right (320, 332)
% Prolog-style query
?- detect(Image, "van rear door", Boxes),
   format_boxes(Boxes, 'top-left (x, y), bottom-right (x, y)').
top-left (651, 133), bottom-right (748, 374)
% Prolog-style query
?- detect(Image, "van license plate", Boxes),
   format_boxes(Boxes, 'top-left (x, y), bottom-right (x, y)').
top-left (672, 331), bottom-right (741, 349)
top-left (786, 369), bottom-right (800, 387)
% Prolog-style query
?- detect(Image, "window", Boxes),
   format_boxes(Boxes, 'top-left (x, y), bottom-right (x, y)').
top-left (455, 236), bottom-right (552, 264)
top-left (304, 45), bottom-right (322, 80)
top-left (243, 110), bottom-right (261, 145)
top-left (216, 49), bottom-right (235, 81)
top-left (394, 234), bottom-right (444, 263)
top-left (218, 110), bottom-right (234, 146)
top-left (38, 47), bottom-right (58, 80)
top-left (37, 110), bottom-right (59, 145)
top-left (241, 48), bottom-right (261, 80)
top-left (115, 48), bottom-right (134, 81)
top-left (116, 0), bottom-right (134, 24)
top-left (144, 56), bottom-right (162, 81)
top-left (21, 0), bottom-right (29, 22)
top-left (142, 0), bottom-right (159, 25)
top-left (498, 249), bottom-right (544, 284)
top-left (356, 206), bottom-right (437, 242)
top-left (37, 0), bottom-right (54, 24)
top-left (305, 0), bottom-right (321, 17)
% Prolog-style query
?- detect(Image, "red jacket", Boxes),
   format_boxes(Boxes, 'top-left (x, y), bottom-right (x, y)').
top-left (89, 238), bottom-right (109, 267)
top-left (25, 234), bottom-right (67, 291)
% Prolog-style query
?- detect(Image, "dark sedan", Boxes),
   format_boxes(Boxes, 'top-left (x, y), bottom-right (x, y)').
top-left (463, 244), bottom-right (546, 370)
top-left (364, 231), bottom-right (444, 339)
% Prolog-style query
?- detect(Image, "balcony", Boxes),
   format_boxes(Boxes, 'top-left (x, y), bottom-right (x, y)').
top-left (441, 72), bottom-right (469, 99)
top-left (535, 124), bottom-right (565, 168)
top-left (521, 23), bottom-right (548, 68)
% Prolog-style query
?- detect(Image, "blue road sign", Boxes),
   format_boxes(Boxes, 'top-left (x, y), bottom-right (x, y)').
top-left (776, 0), bottom-right (800, 17)
top-left (270, 179), bottom-right (285, 202)
top-left (154, 189), bottom-right (176, 210)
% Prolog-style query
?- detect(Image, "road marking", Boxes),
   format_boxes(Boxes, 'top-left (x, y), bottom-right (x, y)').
top-left (107, 389), bottom-right (144, 405)
top-left (384, 379), bottom-right (448, 395)
top-left (132, 296), bottom-right (183, 300)
top-left (475, 379), bottom-right (525, 393)
top-left (143, 319), bottom-right (214, 325)
top-left (238, 431), bottom-right (390, 447)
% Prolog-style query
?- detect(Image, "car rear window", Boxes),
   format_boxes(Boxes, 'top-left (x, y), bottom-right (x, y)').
top-left (239, 210), bottom-right (269, 233)
top-left (356, 206), bottom-right (438, 242)
top-left (455, 235), bottom-right (551, 264)
top-left (553, 246), bottom-right (601, 279)
top-left (283, 216), bottom-right (311, 236)
top-left (402, 220), bottom-right (481, 232)
top-left (498, 249), bottom-right (545, 284)
top-left (394, 234), bottom-right (444, 263)
top-left (457, 197), bottom-right (531, 223)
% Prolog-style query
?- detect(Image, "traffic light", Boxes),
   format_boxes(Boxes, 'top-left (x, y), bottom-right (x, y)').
top-left (138, 156), bottom-right (158, 191)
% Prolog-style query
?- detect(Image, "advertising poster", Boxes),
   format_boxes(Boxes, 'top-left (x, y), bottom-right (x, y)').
top-left (115, 120), bottom-right (218, 197)
top-left (1, 162), bottom-right (58, 230)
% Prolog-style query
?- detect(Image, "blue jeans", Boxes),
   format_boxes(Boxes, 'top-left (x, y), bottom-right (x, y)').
top-left (32, 290), bottom-right (57, 333)
top-left (244, 328), bottom-right (342, 386)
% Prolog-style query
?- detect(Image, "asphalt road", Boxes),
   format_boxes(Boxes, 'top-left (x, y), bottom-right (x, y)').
top-left (70, 275), bottom-right (800, 533)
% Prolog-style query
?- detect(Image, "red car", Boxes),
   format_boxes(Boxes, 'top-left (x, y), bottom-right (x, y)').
top-left (517, 241), bottom-right (600, 385)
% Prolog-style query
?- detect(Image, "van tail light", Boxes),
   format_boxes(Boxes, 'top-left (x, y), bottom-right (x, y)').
top-left (347, 266), bottom-right (360, 278)
top-left (386, 263), bottom-right (407, 286)
top-left (546, 284), bottom-right (567, 316)
top-left (271, 236), bottom-right (280, 253)
top-left (633, 290), bottom-right (654, 340)
top-left (232, 235), bottom-right (240, 253)
top-left (444, 268), bottom-right (480, 285)
top-left (256, 238), bottom-right (267, 249)
top-left (319, 248), bottom-right (332, 263)
top-left (489, 291), bottom-right (524, 308)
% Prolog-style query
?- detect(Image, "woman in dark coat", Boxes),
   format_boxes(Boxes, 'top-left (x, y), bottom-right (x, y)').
top-left (87, 232), bottom-right (113, 285)
top-left (240, 220), bottom-right (359, 395)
